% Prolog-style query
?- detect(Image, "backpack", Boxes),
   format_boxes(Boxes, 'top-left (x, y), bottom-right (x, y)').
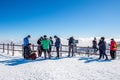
top-left (114, 42), bottom-right (118, 49)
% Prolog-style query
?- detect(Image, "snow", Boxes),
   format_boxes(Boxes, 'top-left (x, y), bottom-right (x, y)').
top-left (0, 52), bottom-right (120, 80)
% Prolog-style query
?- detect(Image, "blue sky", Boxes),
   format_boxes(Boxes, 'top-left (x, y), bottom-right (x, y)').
top-left (0, 0), bottom-right (120, 40)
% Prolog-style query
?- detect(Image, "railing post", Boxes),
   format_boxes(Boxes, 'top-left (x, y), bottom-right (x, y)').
top-left (75, 45), bottom-right (77, 53)
top-left (73, 45), bottom-right (77, 56)
top-left (60, 44), bottom-right (62, 57)
top-left (12, 44), bottom-right (14, 56)
top-left (87, 46), bottom-right (90, 57)
top-left (3, 43), bottom-right (5, 53)
top-left (7, 43), bottom-right (9, 54)
top-left (22, 45), bottom-right (24, 57)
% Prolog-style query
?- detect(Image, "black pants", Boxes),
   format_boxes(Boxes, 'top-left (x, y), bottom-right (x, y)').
top-left (99, 49), bottom-right (108, 59)
top-left (38, 50), bottom-right (42, 57)
top-left (23, 46), bottom-right (28, 59)
top-left (56, 47), bottom-right (60, 58)
top-left (43, 49), bottom-right (51, 59)
top-left (38, 45), bottom-right (43, 57)
top-left (93, 46), bottom-right (98, 53)
top-left (68, 45), bottom-right (74, 57)
top-left (49, 46), bottom-right (52, 53)
top-left (110, 50), bottom-right (116, 59)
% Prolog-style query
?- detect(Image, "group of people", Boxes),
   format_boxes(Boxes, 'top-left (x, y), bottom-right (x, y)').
top-left (23, 35), bottom-right (118, 60)
top-left (37, 35), bottom-right (61, 59)
top-left (92, 37), bottom-right (118, 60)
top-left (23, 35), bottom-right (61, 60)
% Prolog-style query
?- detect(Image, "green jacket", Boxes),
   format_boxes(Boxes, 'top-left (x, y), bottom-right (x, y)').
top-left (41, 39), bottom-right (50, 50)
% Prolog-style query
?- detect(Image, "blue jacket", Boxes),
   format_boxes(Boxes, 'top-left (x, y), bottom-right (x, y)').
top-left (55, 38), bottom-right (61, 47)
top-left (23, 37), bottom-right (29, 47)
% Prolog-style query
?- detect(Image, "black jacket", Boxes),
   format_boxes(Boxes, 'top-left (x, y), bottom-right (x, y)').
top-left (68, 37), bottom-right (74, 46)
top-left (98, 40), bottom-right (106, 51)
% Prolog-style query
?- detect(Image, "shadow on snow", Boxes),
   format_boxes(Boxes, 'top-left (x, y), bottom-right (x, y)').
top-left (50, 56), bottom-right (74, 60)
top-left (0, 53), bottom-right (49, 66)
top-left (0, 54), bottom-right (70, 66)
top-left (79, 57), bottom-right (111, 63)
top-left (0, 58), bottom-right (46, 66)
top-left (0, 54), bottom-right (112, 66)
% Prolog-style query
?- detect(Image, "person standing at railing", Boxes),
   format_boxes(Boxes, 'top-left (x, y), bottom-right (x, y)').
top-left (49, 36), bottom-right (53, 55)
top-left (37, 36), bottom-right (43, 57)
top-left (54, 35), bottom-right (61, 58)
top-left (68, 36), bottom-right (75, 57)
top-left (98, 37), bottom-right (108, 60)
top-left (41, 35), bottom-right (51, 59)
top-left (92, 37), bottom-right (98, 54)
top-left (23, 35), bottom-right (31, 59)
top-left (109, 38), bottom-right (118, 60)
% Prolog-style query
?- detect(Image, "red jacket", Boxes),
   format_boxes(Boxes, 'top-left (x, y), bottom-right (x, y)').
top-left (110, 40), bottom-right (117, 51)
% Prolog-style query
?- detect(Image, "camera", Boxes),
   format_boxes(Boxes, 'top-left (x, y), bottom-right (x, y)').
top-left (75, 40), bottom-right (78, 44)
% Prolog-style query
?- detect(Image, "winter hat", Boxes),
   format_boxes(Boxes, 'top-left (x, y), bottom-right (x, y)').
top-left (50, 36), bottom-right (52, 39)
top-left (101, 37), bottom-right (105, 40)
top-left (54, 35), bottom-right (57, 38)
top-left (44, 35), bottom-right (47, 38)
top-left (111, 38), bottom-right (114, 40)
top-left (27, 35), bottom-right (31, 38)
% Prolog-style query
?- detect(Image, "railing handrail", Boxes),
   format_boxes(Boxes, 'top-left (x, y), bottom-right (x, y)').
top-left (0, 43), bottom-right (120, 56)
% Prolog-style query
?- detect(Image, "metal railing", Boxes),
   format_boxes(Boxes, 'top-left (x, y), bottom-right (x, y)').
top-left (0, 43), bottom-right (120, 57)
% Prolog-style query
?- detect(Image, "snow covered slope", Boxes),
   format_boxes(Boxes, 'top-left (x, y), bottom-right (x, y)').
top-left (0, 53), bottom-right (120, 80)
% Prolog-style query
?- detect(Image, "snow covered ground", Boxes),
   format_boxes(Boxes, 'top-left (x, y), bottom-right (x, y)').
top-left (0, 52), bottom-right (120, 80)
